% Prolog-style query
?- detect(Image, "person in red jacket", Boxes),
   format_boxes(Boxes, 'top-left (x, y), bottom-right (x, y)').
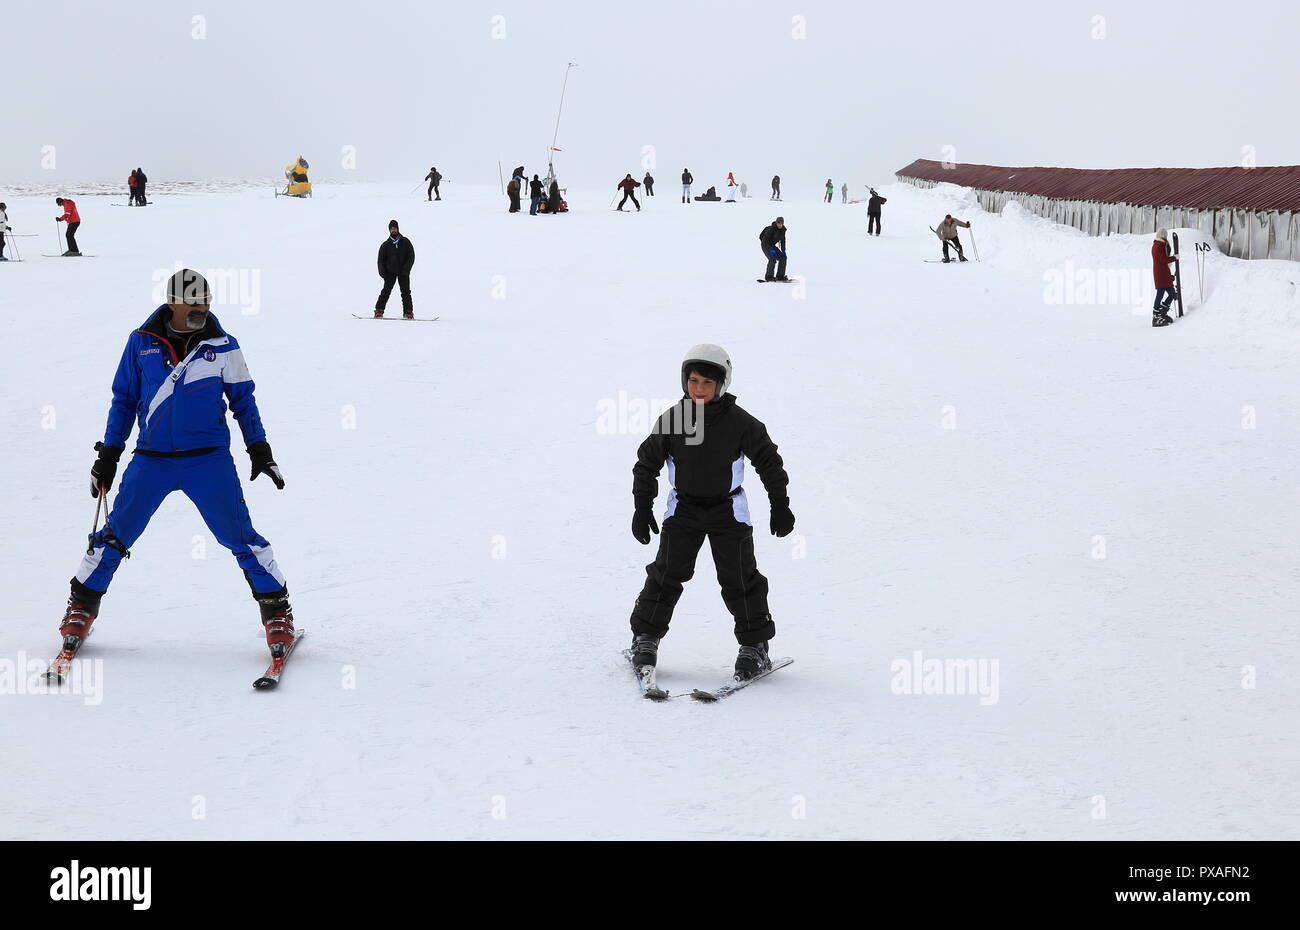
top-left (616, 174), bottom-right (641, 212)
top-left (1151, 228), bottom-right (1178, 326)
top-left (127, 171), bottom-right (138, 206)
top-left (55, 197), bottom-right (81, 256)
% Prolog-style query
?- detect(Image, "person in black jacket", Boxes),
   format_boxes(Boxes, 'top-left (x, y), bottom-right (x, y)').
top-left (424, 167), bottom-right (442, 201)
top-left (681, 168), bottom-right (693, 203)
top-left (771, 174), bottom-right (781, 201)
top-left (759, 217), bottom-right (788, 281)
top-left (135, 167), bottom-right (148, 206)
top-left (529, 174), bottom-right (543, 215)
top-left (867, 188), bottom-right (886, 235)
top-left (628, 344), bottom-right (795, 681)
top-left (643, 171), bottom-right (654, 196)
top-left (374, 220), bottom-right (415, 319)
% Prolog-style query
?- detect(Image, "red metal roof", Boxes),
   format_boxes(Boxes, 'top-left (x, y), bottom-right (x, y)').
top-left (896, 159), bottom-right (1300, 211)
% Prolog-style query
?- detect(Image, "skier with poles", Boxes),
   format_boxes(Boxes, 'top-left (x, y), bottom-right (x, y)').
top-left (643, 171), bottom-right (655, 196)
top-left (424, 167), bottom-right (442, 201)
top-left (54, 197), bottom-right (81, 256)
top-left (374, 219), bottom-right (416, 319)
top-left (759, 217), bottom-right (789, 282)
top-left (1151, 228), bottom-right (1179, 327)
top-left (49, 269), bottom-right (297, 685)
top-left (627, 344), bottom-right (794, 683)
top-left (616, 174), bottom-right (642, 212)
top-left (934, 214), bottom-right (970, 262)
top-left (0, 202), bottom-right (10, 261)
top-left (867, 188), bottom-right (887, 236)
top-left (681, 168), bottom-right (693, 203)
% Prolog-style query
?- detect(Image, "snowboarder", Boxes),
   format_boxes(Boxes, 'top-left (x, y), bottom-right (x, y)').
top-left (135, 167), bottom-right (148, 205)
top-left (771, 175), bottom-right (781, 201)
top-left (54, 197), bottom-right (81, 255)
top-left (726, 172), bottom-right (737, 203)
top-left (841, 182), bottom-right (848, 204)
top-left (374, 220), bottom-right (415, 319)
top-left (529, 174), bottom-right (543, 215)
top-left (643, 171), bottom-right (655, 196)
top-left (54, 269), bottom-right (295, 670)
top-left (759, 217), bottom-right (788, 281)
top-left (681, 168), bottom-right (693, 203)
top-left (628, 344), bottom-right (794, 681)
top-left (935, 214), bottom-right (970, 262)
top-left (0, 202), bottom-right (10, 261)
top-left (616, 174), bottom-right (641, 212)
top-left (506, 177), bottom-right (521, 213)
top-left (1151, 228), bottom-right (1179, 327)
top-left (824, 179), bottom-right (833, 203)
top-left (424, 167), bottom-right (442, 201)
top-left (867, 188), bottom-right (887, 235)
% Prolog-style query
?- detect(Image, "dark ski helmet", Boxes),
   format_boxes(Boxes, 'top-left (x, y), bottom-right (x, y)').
top-left (681, 344), bottom-right (732, 397)
top-left (168, 268), bottom-right (212, 305)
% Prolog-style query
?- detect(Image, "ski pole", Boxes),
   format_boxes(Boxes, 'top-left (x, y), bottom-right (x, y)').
top-left (87, 486), bottom-right (105, 554)
top-left (408, 181), bottom-right (422, 195)
top-left (55, 219), bottom-right (62, 255)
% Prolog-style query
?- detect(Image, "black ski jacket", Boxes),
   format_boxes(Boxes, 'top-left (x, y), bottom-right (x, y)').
top-left (682, 170), bottom-right (693, 185)
top-left (759, 223), bottom-right (786, 250)
top-left (633, 394), bottom-right (789, 509)
top-left (377, 235), bottom-right (415, 276)
top-left (868, 193), bottom-right (887, 215)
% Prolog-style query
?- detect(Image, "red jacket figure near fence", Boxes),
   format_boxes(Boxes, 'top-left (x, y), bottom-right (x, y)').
top-left (1151, 237), bottom-right (1175, 288)
top-left (58, 199), bottom-right (80, 223)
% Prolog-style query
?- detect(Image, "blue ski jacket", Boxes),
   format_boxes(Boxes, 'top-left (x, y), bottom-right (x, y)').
top-left (103, 307), bottom-right (267, 453)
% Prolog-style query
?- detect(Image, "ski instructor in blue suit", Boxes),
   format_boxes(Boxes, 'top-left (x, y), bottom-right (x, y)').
top-left (55, 269), bottom-right (298, 663)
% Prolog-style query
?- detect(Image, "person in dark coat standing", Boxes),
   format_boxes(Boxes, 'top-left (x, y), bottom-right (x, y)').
top-left (506, 177), bottom-right (521, 213)
top-left (643, 171), bottom-right (655, 196)
top-left (1150, 228), bottom-right (1179, 326)
top-left (759, 217), bottom-right (788, 281)
top-left (616, 174), bottom-right (641, 212)
top-left (135, 168), bottom-right (148, 205)
top-left (771, 175), bottom-right (781, 201)
top-left (424, 167), bottom-right (442, 201)
top-left (866, 188), bottom-right (887, 235)
top-left (529, 174), bottom-right (544, 215)
top-left (681, 168), bottom-right (693, 203)
top-left (374, 220), bottom-right (416, 319)
top-left (547, 178), bottom-right (561, 214)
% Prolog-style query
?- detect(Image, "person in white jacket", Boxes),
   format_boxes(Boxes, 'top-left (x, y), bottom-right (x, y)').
top-left (0, 202), bottom-right (11, 261)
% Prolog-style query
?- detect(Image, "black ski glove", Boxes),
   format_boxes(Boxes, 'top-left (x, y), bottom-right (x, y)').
top-left (632, 508), bottom-right (659, 545)
top-left (89, 442), bottom-right (123, 497)
top-left (247, 440), bottom-right (285, 489)
top-left (770, 501), bottom-right (795, 537)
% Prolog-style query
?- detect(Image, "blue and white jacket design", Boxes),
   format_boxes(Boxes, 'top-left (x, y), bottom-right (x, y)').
top-left (104, 307), bottom-right (266, 453)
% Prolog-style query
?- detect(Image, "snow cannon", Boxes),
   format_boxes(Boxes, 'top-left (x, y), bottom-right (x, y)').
top-left (279, 156), bottom-right (312, 198)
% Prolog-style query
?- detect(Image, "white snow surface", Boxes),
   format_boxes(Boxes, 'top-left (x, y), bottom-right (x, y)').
top-left (1, 180), bottom-right (1297, 840)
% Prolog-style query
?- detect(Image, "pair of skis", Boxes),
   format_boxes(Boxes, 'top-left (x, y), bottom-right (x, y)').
top-left (622, 649), bottom-right (792, 702)
top-left (42, 628), bottom-right (306, 690)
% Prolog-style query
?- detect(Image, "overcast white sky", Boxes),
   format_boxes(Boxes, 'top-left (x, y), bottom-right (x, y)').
top-left (3, 0), bottom-right (1296, 192)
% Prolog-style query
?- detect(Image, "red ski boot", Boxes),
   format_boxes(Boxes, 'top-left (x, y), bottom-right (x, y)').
top-left (258, 593), bottom-right (297, 659)
top-left (58, 596), bottom-right (99, 656)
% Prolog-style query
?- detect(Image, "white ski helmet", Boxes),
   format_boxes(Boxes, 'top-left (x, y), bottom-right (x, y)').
top-left (681, 344), bottom-right (733, 396)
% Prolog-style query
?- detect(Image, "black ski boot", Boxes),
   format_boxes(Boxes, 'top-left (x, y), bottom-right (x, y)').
top-left (1152, 309), bottom-right (1173, 327)
top-left (735, 642), bottom-right (772, 681)
top-left (257, 589), bottom-right (296, 658)
top-left (630, 633), bottom-right (660, 668)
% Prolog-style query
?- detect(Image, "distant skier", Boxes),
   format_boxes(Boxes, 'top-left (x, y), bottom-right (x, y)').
top-left (726, 172), bottom-right (737, 203)
top-left (771, 175), bottom-right (781, 201)
top-left (52, 269), bottom-right (295, 672)
top-left (681, 168), bottom-right (693, 203)
top-left (0, 202), bottom-right (10, 261)
top-left (506, 177), bottom-right (521, 213)
top-left (759, 217), bottom-right (788, 281)
top-left (867, 187), bottom-right (887, 235)
top-left (424, 166), bottom-right (442, 201)
top-left (643, 171), bottom-right (655, 196)
top-left (1151, 228), bottom-right (1179, 327)
top-left (616, 174), bottom-right (641, 212)
top-left (824, 179), bottom-right (833, 203)
top-left (841, 183), bottom-right (848, 204)
top-left (374, 219), bottom-right (416, 319)
top-left (935, 214), bottom-right (970, 262)
top-left (627, 344), bottom-right (794, 681)
top-left (54, 197), bottom-right (81, 255)
top-left (135, 167), bottom-right (148, 205)
top-left (529, 174), bottom-right (543, 215)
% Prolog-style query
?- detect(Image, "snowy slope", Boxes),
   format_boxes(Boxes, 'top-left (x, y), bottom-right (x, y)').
top-left (1, 180), bottom-right (1297, 840)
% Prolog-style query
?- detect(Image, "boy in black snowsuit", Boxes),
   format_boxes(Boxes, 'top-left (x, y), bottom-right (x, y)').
top-left (628, 344), bottom-right (795, 680)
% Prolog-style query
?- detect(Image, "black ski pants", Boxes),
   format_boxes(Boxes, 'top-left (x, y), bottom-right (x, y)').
top-left (762, 245), bottom-right (787, 280)
top-left (868, 213), bottom-right (881, 235)
top-left (376, 273), bottom-right (413, 314)
top-left (629, 498), bottom-right (774, 645)
top-left (64, 221), bottom-right (80, 253)
top-left (618, 190), bottom-right (641, 210)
